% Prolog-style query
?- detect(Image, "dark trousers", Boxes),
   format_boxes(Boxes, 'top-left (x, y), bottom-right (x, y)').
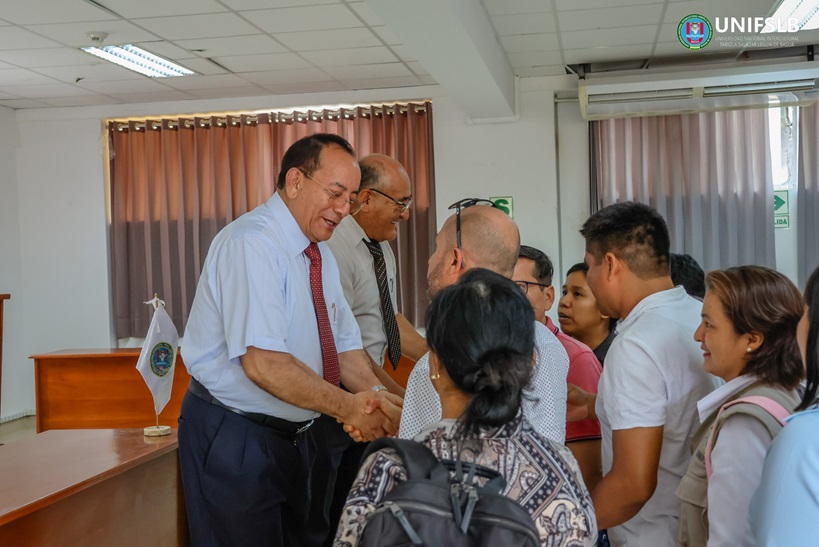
top-left (305, 414), bottom-right (369, 547)
top-left (178, 391), bottom-right (316, 547)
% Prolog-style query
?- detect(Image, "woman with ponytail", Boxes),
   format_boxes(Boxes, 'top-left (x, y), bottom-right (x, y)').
top-left (334, 268), bottom-right (596, 547)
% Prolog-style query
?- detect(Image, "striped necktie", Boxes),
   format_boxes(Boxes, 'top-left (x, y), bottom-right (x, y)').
top-left (363, 239), bottom-right (401, 370)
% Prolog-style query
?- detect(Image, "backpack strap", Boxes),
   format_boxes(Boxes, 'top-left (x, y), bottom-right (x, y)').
top-left (362, 437), bottom-right (448, 481)
top-left (704, 395), bottom-right (790, 480)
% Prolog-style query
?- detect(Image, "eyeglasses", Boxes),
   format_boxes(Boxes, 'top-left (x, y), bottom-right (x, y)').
top-left (299, 169), bottom-right (363, 215)
top-left (447, 198), bottom-right (498, 251)
top-left (514, 280), bottom-right (551, 294)
top-left (370, 188), bottom-right (413, 213)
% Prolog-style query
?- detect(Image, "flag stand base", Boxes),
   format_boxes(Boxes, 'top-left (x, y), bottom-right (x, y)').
top-left (144, 425), bottom-right (172, 437)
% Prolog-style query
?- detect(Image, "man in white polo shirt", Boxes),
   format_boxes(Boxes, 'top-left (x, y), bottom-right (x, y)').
top-left (568, 201), bottom-right (719, 546)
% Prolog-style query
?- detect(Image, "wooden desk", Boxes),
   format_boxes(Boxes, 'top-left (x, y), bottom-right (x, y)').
top-left (30, 349), bottom-right (191, 433)
top-left (0, 429), bottom-right (187, 546)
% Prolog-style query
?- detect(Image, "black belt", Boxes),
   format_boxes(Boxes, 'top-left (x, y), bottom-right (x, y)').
top-left (187, 378), bottom-right (314, 442)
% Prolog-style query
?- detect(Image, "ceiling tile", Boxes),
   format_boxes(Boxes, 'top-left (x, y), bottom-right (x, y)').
top-left (562, 25), bottom-right (658, 49)
top-left (137, 41), bottom-right (200, 60)
top-left (28, 20), bottom-right (161, 47)
top-left (419, 74), bottom-right (437, 85)
top-left (171, 58), bottom-right (228, 75)
top-left (174, 35), bottom-right (288, 57)
top-left (211, 52), bottom-right (312, 72)
top-left (301, 46), bottom-right (397, 67)
top-left (0, 82), bottom-right (95, 98)
top-left (664, 0), bottom-right (771, 24)
top-left (389, 45), bottom-right (416, 62)
top-left (0, 48), bottom-right (92, 68)
top-left (0, 27), bottom-right (62, 50)
top-left (161, 73), bottom-right (253, 90)
top-left (245, 5), bottom-right (362, 34)
top-left (75, 78), bottom-right (175, 94)
top-left (348, 2), bottom-right (384, 26)
top-left (276, 28), bottom-right (381, 51)
top-left (369, 26), bottom-right (402, 46)
top-left (406, 61), bottom-right (428, 76)
top-left (564, 44), bottom-right (653, 64)
top-left (322, 62), bottom-right (411, 80)
top-left (500, 33), bottom-right (559, 52)
top-left (492, 13), bottom-right (556, 35)
top-left (0, 68), bottom-right (60, 85)
top-left (40, 95), bottom-right (121, 107)
top-left (340, 75), bottom-right (423, 90)
top-left (0, 0), bottom-right (117, 25)
top-left (485, 0), bottom-right (551, 16)
top-left (106, 90), bottom-right (197, 103)
top-left (35, 63), bottom-right (143, 83)
top-left (186, 86), bottom-right (269, 99)
top-left (133, 13), bottom-right (259, 40)
top-left (94, 0), bottom-right (228, 18)
top-left (507, 51), bottom-right (564, 67)
top-left (261, 80), bottom-right (349, 94)
top-left (0, 98), bottom-right (52, 108)
top-left (219, 0), bottom-right (339, 9)
top-left (559, 5), bottom-right (664, 31)
top-left (556, 0), bottom-right (663, 11)
top-left (241, 68), bottom-right (333, 85)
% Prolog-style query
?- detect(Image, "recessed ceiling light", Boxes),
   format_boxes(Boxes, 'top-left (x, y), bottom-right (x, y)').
top-left (768, 0), bottom-right (819, 31)
top-left (81, 44), bottom-right (195, 78)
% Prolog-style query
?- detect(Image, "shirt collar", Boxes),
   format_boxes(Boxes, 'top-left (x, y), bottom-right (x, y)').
top-left (335, 214), bottom-right (370, 249)
top-left (544, 316), bottom-right (559, 336)
top-left (697, 374), bottom-right (756, 423)
top-left (267, 192), bottom-right (312, 257)
top-left (619, 286), bottom-right (692, 332)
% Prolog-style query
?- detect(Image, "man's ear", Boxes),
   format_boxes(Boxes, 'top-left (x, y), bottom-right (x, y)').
top-left (544, 285), bottom-right (556, 311)
top-left (356, 188), bottom-right (373, 213)
top-left (605, 252), bottom-right (621, 280)
top-left (284, 167), bottom-right (302, 199)
top-left (443, 247), bottom-right (464, 283)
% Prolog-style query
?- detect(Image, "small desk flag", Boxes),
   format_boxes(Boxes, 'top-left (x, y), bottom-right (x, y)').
top-left (136, 296), bottom-right (178, 416)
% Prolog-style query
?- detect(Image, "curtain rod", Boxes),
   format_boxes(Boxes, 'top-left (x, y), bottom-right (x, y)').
top-left (111, 103), bottom-right (428, 132)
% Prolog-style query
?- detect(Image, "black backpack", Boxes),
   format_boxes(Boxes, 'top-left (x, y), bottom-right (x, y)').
top-left (358, 437), bottom-right (540, 547)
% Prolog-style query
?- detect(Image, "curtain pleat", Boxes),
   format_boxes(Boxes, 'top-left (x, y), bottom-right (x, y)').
top-left (593, 110), bottom-right (775, 272)
top-left (110, 102), bottom-right (435, 338)
top-left (798, 103), bottom-right (819, 287)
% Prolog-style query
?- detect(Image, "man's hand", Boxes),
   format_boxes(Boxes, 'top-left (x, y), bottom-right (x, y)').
top-left (339, 391), bottom-right (402, 442)
top-left (341, 391), bottom-right (403, 441)
top-left (567, 383), bottom-right (597, 422)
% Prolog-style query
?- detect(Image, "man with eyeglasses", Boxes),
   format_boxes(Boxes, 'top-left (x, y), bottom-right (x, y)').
top-left (178, 133), bottom-right (403, 547)
top-left (305, 154), bottom-right (427, 546)
top-left (514, 245), bottom-right (603, 492)
top-left (396, 199), bottom-right (570, 444)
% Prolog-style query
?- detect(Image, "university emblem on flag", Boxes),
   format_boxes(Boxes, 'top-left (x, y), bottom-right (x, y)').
top-left (678, 14), bottom-right (712, 50)
top-left (150, 342), bottom-right (174, 377)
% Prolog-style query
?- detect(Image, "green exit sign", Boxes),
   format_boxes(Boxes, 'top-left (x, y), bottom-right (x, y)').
top-left (774, 190), bottom-right (789, 229)
top-left (490, 196), bottom-right (514, 218)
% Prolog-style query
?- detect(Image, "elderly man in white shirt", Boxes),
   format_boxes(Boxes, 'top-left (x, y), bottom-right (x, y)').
top-left (397, 199), bottom-right (569, 443)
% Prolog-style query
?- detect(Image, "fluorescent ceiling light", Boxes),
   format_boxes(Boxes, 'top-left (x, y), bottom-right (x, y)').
top-left (769, 0), bottom-right (819, 31)
top-left (81, 44), bottom-right (195, 78)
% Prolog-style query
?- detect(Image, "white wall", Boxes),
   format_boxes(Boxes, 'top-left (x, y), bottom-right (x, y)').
top-left (5, 76), bottom-right (587, 420)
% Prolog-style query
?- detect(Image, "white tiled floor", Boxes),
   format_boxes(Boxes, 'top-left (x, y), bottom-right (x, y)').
top-left (0, 416), bottom-right (36, 445)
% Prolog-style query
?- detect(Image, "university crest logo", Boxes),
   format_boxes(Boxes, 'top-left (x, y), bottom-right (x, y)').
top-left (678, 14), bottom-right (713, 50)
top-left (150, 342), bottom-right (174, 377)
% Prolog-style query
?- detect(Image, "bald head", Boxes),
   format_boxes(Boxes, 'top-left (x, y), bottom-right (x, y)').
top-left (443, 205), bottom-right (520, 278)
top-left (359, 154), bottom-right (409, 191)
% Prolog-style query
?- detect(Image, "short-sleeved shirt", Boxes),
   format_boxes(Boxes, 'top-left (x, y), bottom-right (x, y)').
top-left (399, 320), bottom-right (569, 443)
top-left (750, 406), bottom-right (819, 545)
top-left (545, 317), bottom-right (602, 442)
top-left (182, 192), bottom-right (363, 422)
top-left (596, 286), bottom-right (719, 547)
top-left (326, 215), bottom-right (398, 365)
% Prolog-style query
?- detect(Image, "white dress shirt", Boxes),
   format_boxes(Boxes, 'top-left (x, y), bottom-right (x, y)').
top-left (326, 215), bottom-right (398, 365)
top-left (399, 320), bottom-right (569, 443)
top-left (596, 286), bottom-right (720, 547)
top-left (182, 192), bottom-right (363, 422)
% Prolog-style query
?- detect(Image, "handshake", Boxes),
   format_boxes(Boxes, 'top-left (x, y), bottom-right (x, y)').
top-left (338, 390), bottom-right (404, 442)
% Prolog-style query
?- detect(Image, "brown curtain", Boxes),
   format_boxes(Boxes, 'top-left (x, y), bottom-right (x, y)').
top-left (110, 102), bottom-right (436, 338)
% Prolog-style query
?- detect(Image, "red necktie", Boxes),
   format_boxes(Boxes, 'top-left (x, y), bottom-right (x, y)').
top-left (304, 243), bottom-right (341, 387)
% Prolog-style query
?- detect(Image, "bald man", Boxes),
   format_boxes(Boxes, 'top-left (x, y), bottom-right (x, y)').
top-left (398, 199), bottom-right (569, 442)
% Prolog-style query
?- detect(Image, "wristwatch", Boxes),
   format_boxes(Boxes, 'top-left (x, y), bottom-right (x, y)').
top-left (370, 385), bottom-right (388, 392)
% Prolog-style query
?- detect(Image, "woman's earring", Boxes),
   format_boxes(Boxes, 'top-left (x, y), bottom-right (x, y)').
top-left (430, 369), bottom-right (440, 380)
top-left (747, 347), bottom-right (753, 353)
